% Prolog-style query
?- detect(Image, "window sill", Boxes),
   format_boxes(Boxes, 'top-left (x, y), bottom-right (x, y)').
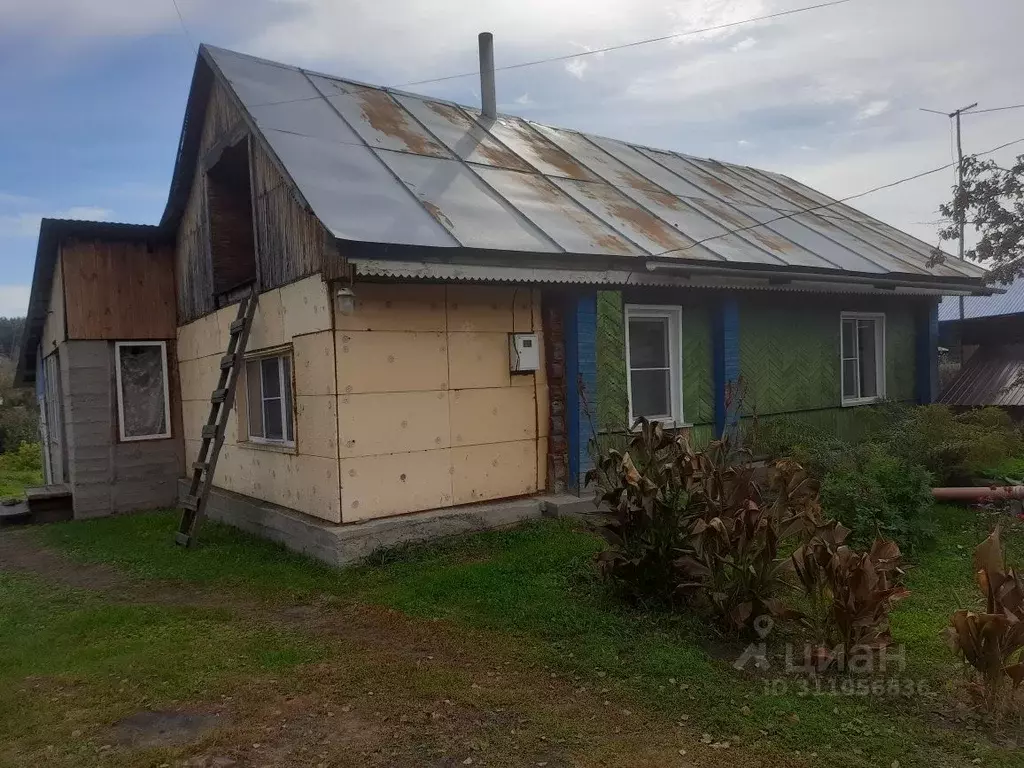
top-left (239, 440), bottom-right (297, 455)
top-left (629, 419), bottom-right (693, 431)
top-left (840, 397), bottom-right (884, 408)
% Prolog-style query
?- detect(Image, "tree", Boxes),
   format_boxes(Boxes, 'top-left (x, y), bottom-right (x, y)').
top-left (933, 154), bottom-right (1024, 283)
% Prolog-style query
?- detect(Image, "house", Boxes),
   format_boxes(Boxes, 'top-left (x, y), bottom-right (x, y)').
top-left (938, 277), bottom-right (1024, 413)
top-left (15, 42), bottom-right (989, 556)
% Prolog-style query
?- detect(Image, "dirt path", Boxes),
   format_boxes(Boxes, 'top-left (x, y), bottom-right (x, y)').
top-left (0, 530), bottom-right (798, 768)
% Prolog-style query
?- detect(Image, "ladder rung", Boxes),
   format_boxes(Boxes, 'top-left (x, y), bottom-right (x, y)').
top-left (192, 461), bottom-right (210, 474)
top-left (211, 388), bottom-right (228, 404)
top-left (201, 424), bottom-right (219, 439)
top-left (220, 355), bottom-right (235, 370)
top-left (230, 318), bottom-right (246, 333)
top-left (181, 496), bottom-right (199, 512)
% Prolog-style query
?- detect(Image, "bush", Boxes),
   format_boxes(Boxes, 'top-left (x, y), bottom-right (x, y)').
top-left (820, 443), bottom-right (935, 551)
top-left (882, 405), bottom-right (1023, 485)
top-left (3, 441), bottom-right (43, 473)
top-left (0, 405), bottom-right (38, 454)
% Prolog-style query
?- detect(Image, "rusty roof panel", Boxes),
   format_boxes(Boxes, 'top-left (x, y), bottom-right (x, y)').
top-left (263, 128), bottom-right (457, 247)
top-left (530, 124), bottom-right (663, 193)
top-left (393, 96), bottom-right (534, 172)
top-left (474, 168), bottom-right (643, 255)
top-left (940, 345), bottom-right (1024, 407)
top-left (376, 150), bottom-right (555, 251)
top-left (308, 74), bottom-right (452, 158)
top-left (551, 177), bottom-right (715, 259)
top-left (201, 44), bottom-right (991, 286)
top-left (478, 115), bottom-right (599, 181)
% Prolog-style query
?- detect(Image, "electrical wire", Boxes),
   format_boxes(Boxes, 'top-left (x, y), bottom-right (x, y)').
top-left (648, 135), bottom-right (1024, 258)
top-left (169, 0), bottom-right (197, 52)
top-left (967, 104), bottom-right (1024, 116)
top-left (244, 0), bottom-right (854, 110)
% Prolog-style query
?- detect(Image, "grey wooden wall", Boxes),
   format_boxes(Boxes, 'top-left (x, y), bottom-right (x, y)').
top-left (59, 340), bottom-right (184, 517)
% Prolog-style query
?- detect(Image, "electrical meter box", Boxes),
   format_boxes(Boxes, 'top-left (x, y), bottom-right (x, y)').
top-left (509, 333), bottom-right (540, 373)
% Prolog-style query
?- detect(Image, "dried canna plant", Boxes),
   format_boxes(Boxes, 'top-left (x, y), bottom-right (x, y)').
top-left (791, 523), bottom-right (909, 658)
top-left (943, 527), bottom-right (1024, 711)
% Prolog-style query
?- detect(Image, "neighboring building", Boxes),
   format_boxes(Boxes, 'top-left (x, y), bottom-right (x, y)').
top-left (938, 278), bottom-right (1024, 411)
top-left (16, 44), bottom-right (988, 534)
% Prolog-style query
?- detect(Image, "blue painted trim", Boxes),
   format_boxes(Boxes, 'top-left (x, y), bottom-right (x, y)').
top-left (713, 295), bottom-right (741, 438)
top-left (565, 292), bottom-right (597, 494)
top-left (916, 299), bottom-right (940, 404)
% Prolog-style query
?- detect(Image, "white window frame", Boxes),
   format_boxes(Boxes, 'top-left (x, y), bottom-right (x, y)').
top-left (840, 312), bottom-right (886, 406)
top-left (244, 350), bottom-right (295, 448)
top-left (624, 304), bottom-right (684, 427)
top-left (114, 340), bottom-right (172, 442)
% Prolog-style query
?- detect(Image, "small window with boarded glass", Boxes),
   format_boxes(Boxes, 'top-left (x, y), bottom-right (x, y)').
top-left (115, 341), bottom-right (171, 441)
top-left (245, 352), bottom-right (294, 445)
top-left (625, 305), bottom-right (683, 426)
top-left (840, 313), bottom-right (885, 405)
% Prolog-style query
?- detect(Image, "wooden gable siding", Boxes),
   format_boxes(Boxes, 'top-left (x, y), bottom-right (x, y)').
top-left (251, 140), bottom-right (328, 290)
top-left (61, 238), bottom-right (176, 340)
top-left (174, 77), bottom-right (333, 325)
top-left (175, 80), bottom-right (239, 323)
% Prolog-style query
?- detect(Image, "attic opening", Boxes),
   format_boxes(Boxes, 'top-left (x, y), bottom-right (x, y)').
top-left (206, 137), bottom-right (256, 297)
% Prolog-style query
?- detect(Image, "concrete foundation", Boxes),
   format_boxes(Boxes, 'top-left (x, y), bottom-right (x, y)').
top-left (179, 479), bottom-right (595, 567)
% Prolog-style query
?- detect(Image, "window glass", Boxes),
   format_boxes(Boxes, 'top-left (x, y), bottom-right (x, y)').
top-left (246, 359), bottom-right (264, 438)
top-left (841, 316), bottom-right (883, 403)
top-left (116, 343), bottom-right (169, 440)
top-left (246, 353), bottom-right (294, 444)
top-left (625, 308), bottom-right (680, 423)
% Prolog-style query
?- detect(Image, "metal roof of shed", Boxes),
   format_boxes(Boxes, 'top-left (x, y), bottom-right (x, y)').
top-left (939, 344), bottom-right (1024, 407)
top-left (201, 45), bottom-right (987, 283)
top-left (939, 275), bottom-right (1024, 322)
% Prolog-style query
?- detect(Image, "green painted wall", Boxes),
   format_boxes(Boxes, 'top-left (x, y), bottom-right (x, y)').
top-left (594, 289), bottom-right (922, 447)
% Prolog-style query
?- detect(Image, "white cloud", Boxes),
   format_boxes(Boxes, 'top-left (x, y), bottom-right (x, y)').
top-left (565, 58), bottom-right (588, 80)
top-left (0, 286), bottom-right (31, 317)
top-left (856, 100), bottom-right (891, 121)
top-left (0, 206), bottom-right (113, 238)
top-left (731, 36), bottom-right (757, 53)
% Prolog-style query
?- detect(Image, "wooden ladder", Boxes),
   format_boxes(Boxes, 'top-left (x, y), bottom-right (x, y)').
top-left (176, 289), bottom-right (258, 547)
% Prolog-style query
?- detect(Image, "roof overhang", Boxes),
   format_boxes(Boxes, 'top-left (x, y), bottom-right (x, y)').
top-left (15, 219), bottom-right (168, 388)
top-left (340, 239), bottom-right (993, 297)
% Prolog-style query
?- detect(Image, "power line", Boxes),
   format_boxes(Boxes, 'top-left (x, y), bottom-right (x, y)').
top-left (968, 104), bottom-right (1024, 115)
top-left (245, 0), bottom-right (854, 110)
top-left (395, 0), bottom-right (853, 87)
top-left (649, 135), bottom-right (1024, 258)
top-left (169, 0), bottom-right (197, 52)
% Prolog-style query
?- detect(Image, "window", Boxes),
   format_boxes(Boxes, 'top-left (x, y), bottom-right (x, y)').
top-left (625, 305), bottom-right (683, 426)
top-left (245, 352), bottom-right (294, 445)
top-left (115, 341), bottom-right (171, 441)
top-left (840, 313), bottom-right (886, 405)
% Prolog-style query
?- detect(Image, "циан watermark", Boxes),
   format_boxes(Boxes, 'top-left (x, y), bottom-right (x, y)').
top-left (733, 616), bottom-right (931, 698)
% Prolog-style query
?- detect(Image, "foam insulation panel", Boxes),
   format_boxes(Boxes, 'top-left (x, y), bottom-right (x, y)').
top-left (336, 283), bottom-right (446, 332)
top-left (452, 439), bottom-right (538, 505)
top-left (336, 331), bottom-right (449, 393)
top-left (447, 332), bottom-right (511, 390)
top-left (293, 331), bottom-right (337, 396)
top-left (281, 276), bottom-right (333, 338)
top-left (337, 390), bottom-right (450, 458)
top-left (296, 395), bottom-right (339, 459)
top-left (340, 448), bottom-right (454, 522)
top-left (449, 387), bottom-right (536, 447)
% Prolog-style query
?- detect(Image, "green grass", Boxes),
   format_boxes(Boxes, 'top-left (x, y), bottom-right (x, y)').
top-left (980, 455), bottom-right (1024, 481)
top-left (0, 443), bottom-right (44, 499)
top-left (0, 570), bottom-right (325, 766)
top-left (33, 505), bottom-right (1024, 768)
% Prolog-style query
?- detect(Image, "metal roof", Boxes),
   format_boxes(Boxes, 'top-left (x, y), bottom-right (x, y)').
top-left (202, 45), bottom-right (987, 284)
top-left (939, 344), bottom-right (1024, 407)
top-left (939, 275), bottom-right (1024, 322)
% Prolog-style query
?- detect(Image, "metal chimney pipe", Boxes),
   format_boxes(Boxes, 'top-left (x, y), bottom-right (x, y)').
top-left (478, 32), bottom-right (496, 119)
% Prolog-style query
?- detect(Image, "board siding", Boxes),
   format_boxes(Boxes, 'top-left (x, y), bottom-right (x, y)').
top-left (174, 80), bottom-right (332, 325)
top-left (58, 340), bottom-right (184, 518)
top-left (595, 289), bottom-right (926, 446)
top-left (62, 239), bottom-right (176, 341)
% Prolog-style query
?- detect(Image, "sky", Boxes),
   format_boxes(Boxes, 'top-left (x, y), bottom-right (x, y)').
top-left (1, 0), bottom-right (1022, 317)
